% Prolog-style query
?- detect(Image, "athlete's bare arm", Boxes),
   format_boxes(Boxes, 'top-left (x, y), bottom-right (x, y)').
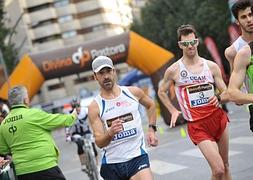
top-left (128, 86), bottom-right (158, 146)
top-left (228, 45), bottom-right (253, 104)
top-left (88, 101), bottom-right (123, 148)
top-left (224, 44), bottom-right (237, 73)
top-left (128, 86), bottom-right (156, 125)
top-left (158, 63), bottom-right (181, 128)
top-left (207, 60), bottom-right (229, 103)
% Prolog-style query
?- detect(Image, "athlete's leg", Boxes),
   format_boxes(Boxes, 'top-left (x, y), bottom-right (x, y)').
top-left (198, 140), bottom-right (225, 180)
top-left (75, 138), bottom-right (87, 170)
top-left (217, 126), bottom-right (232, 180)
top-left (130, 168), bottom-right (153, 180)
top-left (129, 154), bottom-right (153, 180)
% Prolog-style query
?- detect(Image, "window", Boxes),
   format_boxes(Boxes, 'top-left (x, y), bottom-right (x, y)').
top-left (62, 30), bottom-right (77, 39)
top-left (54, 0), bottom-right (69, 7)
top-left (92, 24), bottom-right (105, 32)
top-left (74, 75), bottom-right (94, 84)
top-left (48, 82), bottom-right (65, 91)
top-left (58, 15), bottom-right (73, 23)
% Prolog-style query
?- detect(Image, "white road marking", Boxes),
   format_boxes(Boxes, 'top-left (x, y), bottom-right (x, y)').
top-left (180, 148), bottom-right (242, 158)
top-left (150, 160), bottom-right (187, 175)
top-left (230, 136), bottom-right (253, 145)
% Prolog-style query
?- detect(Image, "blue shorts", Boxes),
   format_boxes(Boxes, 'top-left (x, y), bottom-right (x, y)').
top-left (100, 154), bottom-right (150, 180)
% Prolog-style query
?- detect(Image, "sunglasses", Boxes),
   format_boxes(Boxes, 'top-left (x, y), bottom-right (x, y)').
top-left (178, 39), bottom-right (198, 47)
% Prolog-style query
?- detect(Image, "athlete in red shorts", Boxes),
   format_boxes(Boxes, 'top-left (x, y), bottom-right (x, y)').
top-left (158, 24), bottom-right (231, 180)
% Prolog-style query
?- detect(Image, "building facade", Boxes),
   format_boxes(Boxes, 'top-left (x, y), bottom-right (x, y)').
top-left (4, 0), bottom-right (146, 110)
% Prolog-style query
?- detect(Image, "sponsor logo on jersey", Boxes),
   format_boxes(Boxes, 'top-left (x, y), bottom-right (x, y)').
top-left (113, 128), bottom-right (137, 141)
top-left (4, 114), bottom-right (23, 125)
top-left (190, 97), bottom-right (209, 107)
top-left (180, 70), bottom-right (188, 78)
top-left (189, 75), bottom-right (206, 81)
top-left (105, 107), bottom-right (115, 113)
top-left (116, 100), bottom-right (131, 107)
top-left (106, 113), bottom-right (133, 127)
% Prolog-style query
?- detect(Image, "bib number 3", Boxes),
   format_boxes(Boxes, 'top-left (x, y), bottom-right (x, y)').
top-left (186, 83), bottom-right (214, 108)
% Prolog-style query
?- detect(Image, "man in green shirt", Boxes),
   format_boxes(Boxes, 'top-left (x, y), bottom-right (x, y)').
top-left (228, 39), bottom-right (253, 133)
top-left (0, 85), bottom-right (77, 180)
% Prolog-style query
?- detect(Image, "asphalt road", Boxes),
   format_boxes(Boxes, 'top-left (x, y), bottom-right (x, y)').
top-left (55, 103), bottom-right (253, 180)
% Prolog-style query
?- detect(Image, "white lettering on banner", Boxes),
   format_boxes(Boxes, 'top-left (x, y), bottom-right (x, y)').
top-left (90, 44), bottom-right (126, 59)
top-left (186, 83), bottom-right (214, 108)
top-left (71, 44), bottom-right (126, 66)
top-left (72, 47), bottom-right (83, 64)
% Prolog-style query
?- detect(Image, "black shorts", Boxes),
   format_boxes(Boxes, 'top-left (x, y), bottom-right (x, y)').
top-left (17, 166), bottom-right (66, 180)
top-left (100, 154), bottom-right (150, 180)
top-left (249, 104), bottom-right (253, 132)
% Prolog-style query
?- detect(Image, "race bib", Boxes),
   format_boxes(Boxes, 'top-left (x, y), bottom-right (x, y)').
top-left (106, 113), bottom-right (137, 141)
top-left (186, 83), bottom-right (214, 108)
top-left (106, 113), bottom-right (134, 128)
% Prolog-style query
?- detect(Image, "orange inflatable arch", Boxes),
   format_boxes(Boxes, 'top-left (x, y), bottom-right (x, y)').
top-left (0, 31), bottom-right (181, 125)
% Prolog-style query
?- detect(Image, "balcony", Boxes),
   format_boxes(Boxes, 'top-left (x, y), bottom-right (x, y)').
top-left (23, 0), bottom-right (53, 8)
top-left (75, 0), bottom-right (101, 13)
top-left (83, 28), bottom-right (124, 41)
top-left (79, 13), bottom-right (113, 29)
top-left (55, 4), bottom-right (76, 16)
top-left (30, 24), bottom-right (60, 40)
top-left (33, 39), bottom-right (64, 52)
top-left (59, 19), bottom-right (80, 32)
top-left (63, 35), bottom-right (84, 45)
top-left (29, 8), bottom-right (57, 24)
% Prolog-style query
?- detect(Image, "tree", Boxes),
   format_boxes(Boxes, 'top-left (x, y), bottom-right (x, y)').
top-left (131, 0), bottom-right (231, 72)
top-left (0, 1), bottom-right (17, 74)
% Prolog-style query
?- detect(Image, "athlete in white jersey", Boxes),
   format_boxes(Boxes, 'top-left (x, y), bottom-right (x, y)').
top-left (88, 56), bottom-right (158, 180)
top-left (232, 36), bottom-right (247, 53)
top-left (175, 59), bottom-right (218, 121)
top-left (159, 25), bottom-right (231, 180)
top-left (225, 0), bottom-right (253, 73)
top-left (94, 86), bottom-right (147, 163)
top-left (65, 99), bottom-right (98, 171)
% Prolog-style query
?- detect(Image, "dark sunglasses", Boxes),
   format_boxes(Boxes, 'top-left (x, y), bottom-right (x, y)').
top-left (178, 39), bottom-right (198, 47)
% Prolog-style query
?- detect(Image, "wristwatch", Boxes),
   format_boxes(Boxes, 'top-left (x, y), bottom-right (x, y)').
top-left (148, 124), bottom-right (157, 132)
top-left (215, 94), bottom-right (221, 102)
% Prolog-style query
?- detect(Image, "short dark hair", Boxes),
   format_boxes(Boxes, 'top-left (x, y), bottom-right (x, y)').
top-left (231, 0), bottom-right (252, 20)
top-left (177, 24), bottom-right (197, 41)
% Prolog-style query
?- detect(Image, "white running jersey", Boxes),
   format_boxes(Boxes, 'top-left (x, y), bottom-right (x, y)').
top-left (232, 36), bottom-right (248, 93)
top-left (94, 86), bottom-right (147, 164)
top-left (175, 59), bottom-right (219, 121)
top-left (233, 36), bottom-right (247, 52)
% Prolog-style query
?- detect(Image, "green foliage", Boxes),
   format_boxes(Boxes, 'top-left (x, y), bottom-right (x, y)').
top-left (131, 0), bottom-right (231, 68)
top-left (0, 0), bottom-right (17, 74)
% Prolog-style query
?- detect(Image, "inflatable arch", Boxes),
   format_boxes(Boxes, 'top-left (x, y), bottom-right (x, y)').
top-left (0, 31), bottom-right (182, 125)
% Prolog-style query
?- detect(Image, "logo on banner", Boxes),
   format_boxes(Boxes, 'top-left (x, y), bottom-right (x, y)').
top-left (72, 47), bottom-right (91, 67)
top-left (42, 44), bottom-right (127, 73)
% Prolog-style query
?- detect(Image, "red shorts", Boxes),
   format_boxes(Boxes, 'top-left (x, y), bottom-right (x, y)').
top-left (187, 108), bottom-right (229, 145)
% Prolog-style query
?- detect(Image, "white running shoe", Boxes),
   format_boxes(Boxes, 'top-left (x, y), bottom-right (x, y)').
top-left (81, 164), bottom-right (87, 172)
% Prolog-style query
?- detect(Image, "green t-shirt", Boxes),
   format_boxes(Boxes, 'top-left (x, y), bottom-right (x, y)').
top-left (0, 105), bottom-right (75, 175)
top-left (246, 55), bottom-right (253, 93)
top-left (246, 42), bottom-right (253, 93)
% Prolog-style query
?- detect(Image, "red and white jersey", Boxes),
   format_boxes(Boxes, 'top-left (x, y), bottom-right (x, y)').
top-left (175, 59), bottom-right (219, 121)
